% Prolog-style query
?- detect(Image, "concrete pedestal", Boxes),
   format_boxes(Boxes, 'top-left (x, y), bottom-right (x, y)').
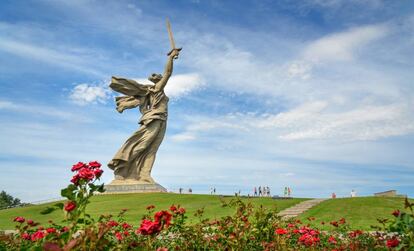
top-left (104, 180), bottom-right (167, 194)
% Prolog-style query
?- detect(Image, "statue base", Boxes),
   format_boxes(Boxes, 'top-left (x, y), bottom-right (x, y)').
top-left (104, 179), bottom-right (167, 194)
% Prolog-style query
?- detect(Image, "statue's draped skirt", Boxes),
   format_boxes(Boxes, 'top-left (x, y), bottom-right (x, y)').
top-left (108, 119), bottom-right (166, 179)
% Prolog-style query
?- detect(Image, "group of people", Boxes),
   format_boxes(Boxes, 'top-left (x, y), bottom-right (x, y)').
top-left (178, 188), bottom-right (192, 194)
top-left (253, 186), bottom-right (271, 197)
top-left (210, 187), bottom-right (217, 195)
top-left (331, 190), bottom-right (357, 198)
top-left (284, 187), bottom-right (292, 197)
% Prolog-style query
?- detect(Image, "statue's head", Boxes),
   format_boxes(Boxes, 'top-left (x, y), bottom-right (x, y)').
top-left (148, 73), bottom-right (162, 83)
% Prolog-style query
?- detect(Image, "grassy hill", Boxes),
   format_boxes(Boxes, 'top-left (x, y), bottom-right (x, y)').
top-left (299, 196), bottom-right (413, 230)
top-left (2, 194), bottom-right (410, 231)
top-left (0, 193), bottom-right (305, 230)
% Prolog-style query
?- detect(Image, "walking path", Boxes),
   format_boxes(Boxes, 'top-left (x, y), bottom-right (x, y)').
top-left (278, 198), bottom-right (327, 219)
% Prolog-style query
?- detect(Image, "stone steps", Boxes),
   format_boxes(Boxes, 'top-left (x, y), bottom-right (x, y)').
top-left (277, 199), bottom-right (327, 219)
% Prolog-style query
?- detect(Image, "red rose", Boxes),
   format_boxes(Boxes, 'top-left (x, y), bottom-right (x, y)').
top-left (71, 162), bottom-right (87, 172)
top-left (21, 232), bottom-right (31, 240)
top-left (178, 207), bottom-right (186, 215)
top-left (78, 168), bottom-right (95, 181)
top-left (339, 218), bottom-right (346, 224)
top-left (328, 235), bottom-right (337, 244)
top-left (93, 168), bottom-right (103, 178)
top-left (13, 216), bottom-right (25, 223)
top-left (330, 221), bottom-right (339, 227)
top-left (299, 233), bottom-right (319, 246)
top-left (170, 205), bottom-right (177, 212)
top-left (392, 210), bottom-right (400, 217)
top-left (60, 226), bottom-right (69, 233)
top-left (46, 228), bottom-right (57, 234)
top-left (154, 210), bottom-right (172, 227)
top-left (349, 230), bottom-right (363, 238)
top-left (31, 230), bottom-right (45, 241)
top-left (309, 230), bottom-right (319, 236)
top-left (70, 174), bottom-right (80, 185)
top-left (27, 219), bottom-right (34, 226)
top-left (138, 219), bottom-right (161, 235)
top-left (64, 201), bottom-right (76, 212)
top-left (115, 231), bottom-right (123, 241)
top-left (88, 161), bottom-right (102, 169)
top-left (107, 220), bottom-right (119, 227)
top-left (123, 230), bottom-right (130, 236)
top-left (275, 228), bottom-right (288, 235)
top-left (122, 222), bottom-right (131, 229)
top-left (386, 237), bottom-right (399, 248)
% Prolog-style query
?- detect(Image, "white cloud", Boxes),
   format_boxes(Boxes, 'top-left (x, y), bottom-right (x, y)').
top-left (286, 61), bottom-right (312, 80)
top-left (69, 83), bottom-right (111, 105)
top-left (0, 99), bottom-right (91, 121)
top-left (164, 73), bottom-right (204, 98)
top-left (0, 100), bottom-right (16, 109)
top-left (175, 99), bottom-right (414, 143)
top-left (0, 37), bottom-right (104, 76)
top-left (303, 24), bottom-right (388, 62)
top-left (170, 133), bottom-right (196, 142)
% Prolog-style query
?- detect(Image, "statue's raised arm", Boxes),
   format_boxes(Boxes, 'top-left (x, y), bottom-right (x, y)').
top-left (152, 49), bottom-right (180, 92)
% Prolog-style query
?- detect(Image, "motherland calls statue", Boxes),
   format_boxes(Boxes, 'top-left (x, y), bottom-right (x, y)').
top-left (107, 20), bottom-right (181, 190)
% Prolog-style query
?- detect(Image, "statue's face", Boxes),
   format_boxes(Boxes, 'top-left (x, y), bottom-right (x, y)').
top-left (148, 73), bottom-right (162, 83)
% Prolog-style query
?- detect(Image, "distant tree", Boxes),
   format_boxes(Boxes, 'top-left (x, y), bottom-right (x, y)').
top-left (0, 190), bottom-right (21, 209)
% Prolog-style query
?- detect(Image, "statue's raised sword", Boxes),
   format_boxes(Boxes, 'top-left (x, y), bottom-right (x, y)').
top-left (166, 18), bottom-right (182, 59)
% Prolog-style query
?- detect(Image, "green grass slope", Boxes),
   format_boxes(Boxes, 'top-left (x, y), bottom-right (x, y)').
top-left (0, 193), bottom-right (306, 230)
top-left (299, 197), bottom-right (413, 230)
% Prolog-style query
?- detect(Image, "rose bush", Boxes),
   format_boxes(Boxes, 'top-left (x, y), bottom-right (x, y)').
top-left (1, 161), bottom-right (413, 250)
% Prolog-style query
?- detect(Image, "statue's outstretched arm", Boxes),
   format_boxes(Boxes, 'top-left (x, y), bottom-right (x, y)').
top-left (153, 49), bottom-right (179, 92)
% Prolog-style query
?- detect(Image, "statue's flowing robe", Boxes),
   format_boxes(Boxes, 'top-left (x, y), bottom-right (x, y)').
top-left (108, 76), bottom-right (168, 180)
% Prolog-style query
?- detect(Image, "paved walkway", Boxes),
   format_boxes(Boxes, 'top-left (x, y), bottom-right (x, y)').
top-left (277, 198), bottom-right (327, 219)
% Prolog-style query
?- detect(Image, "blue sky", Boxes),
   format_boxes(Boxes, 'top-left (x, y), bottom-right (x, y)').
top-left (1, 0), bottom-right (414, 201)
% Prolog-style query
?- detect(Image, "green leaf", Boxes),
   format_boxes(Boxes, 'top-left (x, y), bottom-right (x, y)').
top-left (88, 183), bottom-right (97, 190)
top-left (61, 186), bottom-right (76, 200)
top-left (97, 184), bottom-right (105, 193)
top-left (60, 188), bottom-right (72, 200)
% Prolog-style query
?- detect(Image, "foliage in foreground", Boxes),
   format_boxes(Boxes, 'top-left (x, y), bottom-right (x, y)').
top-left (0, 161), bottom-right (413, 250)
